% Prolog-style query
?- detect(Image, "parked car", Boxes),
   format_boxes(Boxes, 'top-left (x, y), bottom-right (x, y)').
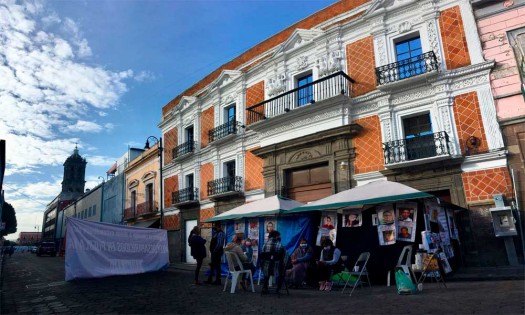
top-left (30, 246), bottom-right (38, 254)
top-left (36, 242), bottom-right (56, 257)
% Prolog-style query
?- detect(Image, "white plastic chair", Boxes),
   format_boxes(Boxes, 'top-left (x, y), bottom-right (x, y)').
top-left (223, 251), bottom-right (255, 294)
top-left (342, 252), bottom-right (371, 296)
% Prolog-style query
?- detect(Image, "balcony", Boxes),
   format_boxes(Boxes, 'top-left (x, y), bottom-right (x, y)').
top-left (172, 187), bottom-right (199, 206)
top-left (135, 200), bottom-right (158, 217)
top-left (383, 131), bottom-right (451, 167)
top-left (376, 51), bottom-right (438, 87)
top-left (172, 140), bottom-right (196, 160)
top-left (207, 176), bottom-right (243, 198)
top-left (209, 120), bottom-right (242, 143)
top-left (246, 71), bottom-right (354, 125)
top-left (124, 207), bottom-right (135, 220)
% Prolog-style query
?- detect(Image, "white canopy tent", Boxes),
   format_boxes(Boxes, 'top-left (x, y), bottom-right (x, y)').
top-left (286, 180), bottom-right (433, 213)
top-left (204, 195), bottom-right (304, 222)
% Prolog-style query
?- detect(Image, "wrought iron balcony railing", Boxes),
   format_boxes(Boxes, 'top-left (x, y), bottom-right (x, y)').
top-left (376, 51), bottom-right (438, 86)
top-left (246, 71), bottom-right (354, 125)
top-left (209, 120), bottom-right (241, 143)
top-left (207, 176), bottom-right (243, 197)
top-left (123, 207), bottom-right (135, 220)
top-left (135, 200), bottom-right (158, 216)
top-left (172, 187), bottom-right (199, 205)
top-left (383, 131), bottom-right (451, 165)
top-left (172, 140), bottom-right (196, 159)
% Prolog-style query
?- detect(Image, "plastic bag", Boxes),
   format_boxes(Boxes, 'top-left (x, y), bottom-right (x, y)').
top-left (395, 269), bottom-right (416, 295)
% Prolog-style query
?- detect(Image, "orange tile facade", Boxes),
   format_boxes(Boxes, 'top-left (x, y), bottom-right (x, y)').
top-left (200, 163), bottom-right (214, 200)
top-left (346, 36), bottom-right (376, 97)
top-left (246, 81), bottom-right (265, 125)
top-left (164, 175), bottom-right (179, 207)
top-left (162, 0), bottom-right (370, 116)
top-left (462, 167), bottom-right (513, 203)
top-left (439, 6), bottom-right (471, 70)
top-left (244, 148), bottom-right (263, 191)
top-left (452, 92), bottom-right (489, 155)
top-left (163, 213), bottom-right (181, 230)
top-left (353, 115), bottom-right (384, 174)
top-left (163, 128), bottom-right (178, 165)
top-left (200, 207), bottom-right (215, 228)
top-left (200, 107), bottom-right (214, 148)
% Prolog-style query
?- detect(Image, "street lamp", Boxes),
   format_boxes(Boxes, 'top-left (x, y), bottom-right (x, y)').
top-left (145, 136), bottom-right (163, 229)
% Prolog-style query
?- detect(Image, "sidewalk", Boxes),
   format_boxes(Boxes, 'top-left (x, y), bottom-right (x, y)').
top-left (169, 262), bottom-right (525, 281)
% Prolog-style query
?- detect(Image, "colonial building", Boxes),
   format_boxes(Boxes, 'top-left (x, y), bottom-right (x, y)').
top-left (42, 146), bottom-right (86, 242)
top-left (472, 0), bottom-right (525, 265)
top-left (159, 0), bottom-right (519, 266)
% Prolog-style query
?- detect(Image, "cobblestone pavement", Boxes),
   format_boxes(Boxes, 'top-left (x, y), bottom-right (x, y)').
top-left (1, 253), bottom-right (524, 314)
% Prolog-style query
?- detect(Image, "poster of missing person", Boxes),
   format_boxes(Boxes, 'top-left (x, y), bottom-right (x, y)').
top-left (264, 218), bottom-right (277, 243)
top-left (424, 199), bottom-right (440, 223)
top-left (234, 220), bottom-right (245, 234)
top-left (397, 222), bottom-right (415, 242)
top-left (247, 219), bottom-right (259, 261)
top-left (317, 211), bottom-right (337, 246)
top-left (377, 204), bottom-right (395, 225)
top-left (378, 224), bottom-right (396, 246)
top-left (342, 209), bottom-right (362, 227)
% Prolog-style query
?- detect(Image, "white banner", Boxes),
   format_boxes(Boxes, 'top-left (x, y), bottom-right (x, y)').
top-left (65, 218), bottom-right (169, 281)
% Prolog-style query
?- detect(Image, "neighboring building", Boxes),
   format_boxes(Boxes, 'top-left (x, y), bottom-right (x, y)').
top-left (60, 183), bottom-right (103, 239)
top-left (42, 147), bottom-right (86, 243)
top-left (472, 0), bottom-right (525, 264)
top-left (100, 153), bottom-right (128, 225)
top-left (159, 0), bottom-right (520, 266)
top-left (18, 232), bottom-right (42, 245)
top-left (123, 145), bottom-right (162, 230)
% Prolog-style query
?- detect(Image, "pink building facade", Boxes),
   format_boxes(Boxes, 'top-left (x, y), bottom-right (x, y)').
top-left (474, 0), bottom-right (525, 263)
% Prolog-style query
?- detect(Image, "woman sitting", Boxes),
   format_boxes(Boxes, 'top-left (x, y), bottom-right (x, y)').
top-left (285, 238), bottom-right (314, 288)
top-left (317, 238), bottom-right (343, 291)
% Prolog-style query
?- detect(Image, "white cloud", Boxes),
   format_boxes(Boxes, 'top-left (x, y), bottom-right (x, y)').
top-left (0, 0), bottom-right (132, 174)
top-left (83, 154), bottom-right (118, 167)
top-left (134, 70), bottom-right (156, 82)
top-left (60, 120), bottom-right (104, 133)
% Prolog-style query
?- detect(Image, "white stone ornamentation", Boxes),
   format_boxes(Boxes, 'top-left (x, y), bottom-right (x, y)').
top-left (296, 55), bottom-right (308, 70)
top-left (266, 74), bottom-right (286, 97)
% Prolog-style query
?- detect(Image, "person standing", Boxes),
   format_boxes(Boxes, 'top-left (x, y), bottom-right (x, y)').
top-left (188, 226), bottom-right (206, 285)
top-left (206, 222), bottom-right (225, 285)
top-left (261, 230), bottom-right (286, 294)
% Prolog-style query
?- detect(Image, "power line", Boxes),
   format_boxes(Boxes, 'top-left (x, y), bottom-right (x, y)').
top-left (3, 184), bottom-right (51, 207)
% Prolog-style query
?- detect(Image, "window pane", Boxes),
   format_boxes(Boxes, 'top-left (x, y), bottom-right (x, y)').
top-left (289, 169), bottom-right (309, 187)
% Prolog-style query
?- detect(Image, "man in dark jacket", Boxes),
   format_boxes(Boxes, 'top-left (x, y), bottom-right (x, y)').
top-left (189, 226), bottom-right (206, 285)
top-left (206, 222), bottom-right (225, 285)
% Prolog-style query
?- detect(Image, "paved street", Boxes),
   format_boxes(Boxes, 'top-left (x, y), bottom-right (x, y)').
top-left (1, 253), bottom-right (524, 314)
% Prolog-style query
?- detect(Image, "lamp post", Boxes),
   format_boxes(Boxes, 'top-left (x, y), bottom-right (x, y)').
top-left (145, 136), bottom-right (163, 229)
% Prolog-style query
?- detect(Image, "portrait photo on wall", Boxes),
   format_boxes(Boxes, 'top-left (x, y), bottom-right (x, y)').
top-left (377, 204), bottom-right (395, 225)
top-left (424, 199), bottom-right (439, 223)
top-left (264, 218), bottom-right (277, 243)
top-left (378, 224), bottom-right (396, 246)
top-left (321, 213), bottom-right (336, 229)
top-left (397, 222), bottom-right (415, 242)
top-left (342, 209), bottom-right (362, 227)
top-left (396, 202), bottom-right (417, 223)
top-left (317, 211), bottom-right (337, 246)
top-left (248, 219), bottom-right (259, 247)
top-left (234, 220), bottom-right (245, 234)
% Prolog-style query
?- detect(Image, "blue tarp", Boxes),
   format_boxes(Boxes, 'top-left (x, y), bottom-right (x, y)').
top-left (206, 215), bottom-right (313, 280)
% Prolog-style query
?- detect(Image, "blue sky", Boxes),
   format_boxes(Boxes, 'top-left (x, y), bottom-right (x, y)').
top-left (1, 0), bottom-right (335, 240)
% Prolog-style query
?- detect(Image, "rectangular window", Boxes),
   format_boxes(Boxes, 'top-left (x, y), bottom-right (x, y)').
top-left (395, 36), bottom-right (423, 79)
top-left (185, 125), bottom-right (194, 143)
top-left (297, 74), bottom-right (313, 106)
top-left (93, 205), bottom-right (96, 216)
top-left (225, 105), bottom-right (236, 134)
top-left (402, 113), bottom-right (435, 160)
top-left (224, 161), bottom-right (236, 178)
top-left (186, 174), bottom-right (194, 188)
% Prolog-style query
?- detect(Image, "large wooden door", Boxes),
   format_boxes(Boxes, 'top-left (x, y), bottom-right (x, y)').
top-left (286, 164), bottom-right (332, 203)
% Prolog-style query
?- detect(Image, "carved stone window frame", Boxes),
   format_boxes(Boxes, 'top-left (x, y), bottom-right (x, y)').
top-left (392, 103), bottom-right (438, 141)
